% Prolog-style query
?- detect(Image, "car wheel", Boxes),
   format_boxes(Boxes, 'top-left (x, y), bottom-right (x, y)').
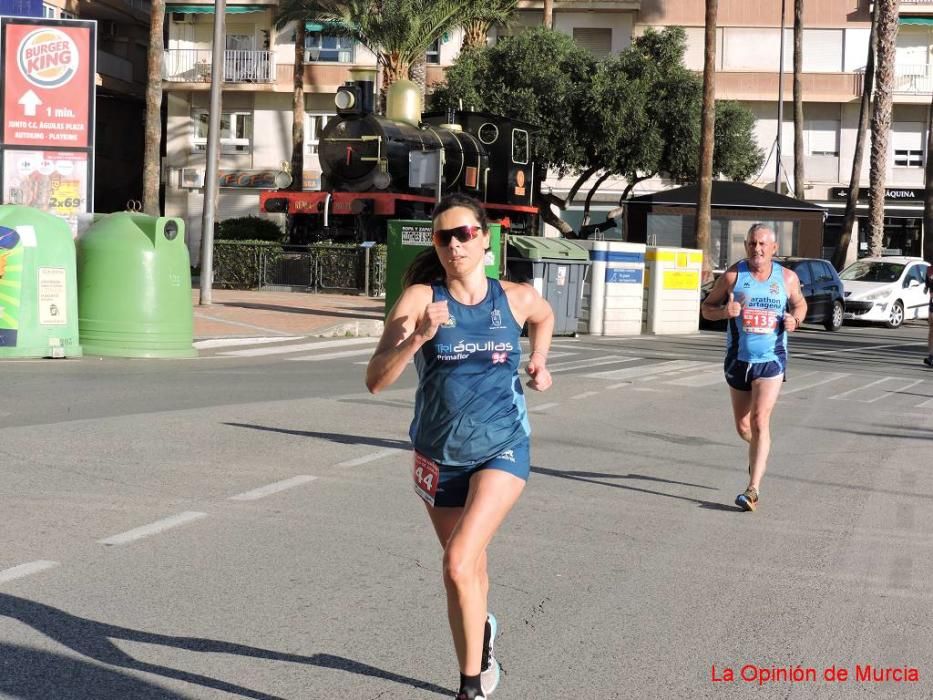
top-left (824, 300), bottom-right (844, 331)
top-left (886, 300), bottom-right (904, 329)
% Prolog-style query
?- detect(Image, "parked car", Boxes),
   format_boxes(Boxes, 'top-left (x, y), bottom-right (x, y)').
top-left (700, 257), bottom-right (845, 331)
top-left (839, 256), bottom-right (930, 329)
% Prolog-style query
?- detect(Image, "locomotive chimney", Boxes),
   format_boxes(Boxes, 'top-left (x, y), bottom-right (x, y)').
top-left (350, 68), bottom-right (376, 115)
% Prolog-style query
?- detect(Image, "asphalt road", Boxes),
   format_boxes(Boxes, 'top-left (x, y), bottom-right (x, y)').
top-left (1, 320), bottom-right (931, 699)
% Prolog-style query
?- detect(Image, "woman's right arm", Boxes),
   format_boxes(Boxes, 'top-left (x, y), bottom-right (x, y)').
top-left (365, 285), bottom-right (444, 394)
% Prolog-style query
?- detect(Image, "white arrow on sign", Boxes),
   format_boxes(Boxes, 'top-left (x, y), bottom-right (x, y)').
top-left (18, 90), bottom-right (42, 117)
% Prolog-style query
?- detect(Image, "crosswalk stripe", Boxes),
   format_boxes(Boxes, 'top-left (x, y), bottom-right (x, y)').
top-left (529, 402), bottom-right (560, 412)
top-left (829, 376), bottom-right (900, 401)
top-left (664, 371), bottom-right (723, 387)
top-left (194, 336), bottom-right (303, 350)
top-left (632, 361), bottom-right (711, 382)
top-left (221, 337), bottom-right (378, 357)
top-left (783, 372), bottom-right (849, 395)
top-left (861, 378), bottom-right (924, 404)
top-left (287, 348), bottom-right (378, 362)
top-left (549, 356), bottom-right (639, 373)
top-left (916, 396), bottom-right (933, 408)
top-left (586, 360), bottom-right (701, 380)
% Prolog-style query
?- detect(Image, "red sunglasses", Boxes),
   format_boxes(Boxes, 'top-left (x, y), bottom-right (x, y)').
top-left (433, 225), bottom-right (483, 246)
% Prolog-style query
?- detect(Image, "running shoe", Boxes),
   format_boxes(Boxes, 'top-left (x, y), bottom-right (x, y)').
top-left (735, 486), bottom-right (759, 512)
top-left (455, 692), bottom-right (486, 700)
top-left (481, 613), bottom-right (500, 695)
top-left (923, 356), bottom-right (933, 368)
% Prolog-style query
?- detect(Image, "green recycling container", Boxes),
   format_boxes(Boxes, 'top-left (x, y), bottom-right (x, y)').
top-left (384, 219), bottom-right (502, 317)
top-left (0, 204), bottom-right (82, 358)
top-left (77, 213), bottom-right (195, 358)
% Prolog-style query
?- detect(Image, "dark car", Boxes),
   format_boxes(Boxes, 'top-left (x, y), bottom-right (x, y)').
top-left (700, 257), bottom-right (845, 331)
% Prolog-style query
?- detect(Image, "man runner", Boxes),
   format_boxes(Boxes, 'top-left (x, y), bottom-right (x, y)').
top-left (701, 223), bottom-right (807, 511)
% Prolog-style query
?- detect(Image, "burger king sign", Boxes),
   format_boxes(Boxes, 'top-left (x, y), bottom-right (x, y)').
top-left (1, 19), bottom-right (93, 148)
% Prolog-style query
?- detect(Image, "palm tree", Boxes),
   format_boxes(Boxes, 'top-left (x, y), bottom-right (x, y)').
top-left (868, 0), bottom-right (900, 257)
top-left (275, 0), bottom-right (326, 192)
top-left (461, 0), bottom-right (517, 51)
top-left (832, 0), bottom-right (878, 270)
top-left (695, 0), bottom-right (717, 282)
top-left (792, 0), bottom-right (804, 199)
top-left (924, 92), bottom-right (933, 264)
top-left (143, 0), bottom-right (165, 215)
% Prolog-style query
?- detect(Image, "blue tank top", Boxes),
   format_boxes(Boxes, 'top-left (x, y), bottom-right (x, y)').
top-left (409, 278), bottom-right (530, 465)
top-left (726, 261), bottom-right (789, 364)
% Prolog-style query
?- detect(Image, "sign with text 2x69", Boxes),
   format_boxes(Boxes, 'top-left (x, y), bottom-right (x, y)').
top-left (2, 20), bottom-right (94, 148)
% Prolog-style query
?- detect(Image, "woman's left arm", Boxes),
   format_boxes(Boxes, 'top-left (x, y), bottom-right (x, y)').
top-left (504, 281), bottom-right (555, 391)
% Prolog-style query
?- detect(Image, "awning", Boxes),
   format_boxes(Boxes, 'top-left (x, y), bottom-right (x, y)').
top-left (900, 16), bottom-right (933, 25)
top-left (168, 4), bottom-right (266, 13)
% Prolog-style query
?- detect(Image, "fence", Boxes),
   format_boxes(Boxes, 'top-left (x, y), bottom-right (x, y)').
top-left (213, 241), bottom-right (386, 296)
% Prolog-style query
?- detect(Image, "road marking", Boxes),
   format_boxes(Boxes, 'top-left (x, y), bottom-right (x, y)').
top-left (783, 372), bottom-right (849, 395)
top-left (917, 396), bottom-right (933, 408)
top-left (529, 402), bottom-right (560, 412)
top-left (571, 391), bottom-right (601, 400)
top-left (229, 475), bottom-right (317, 501)
top-left (192, 313), bottom-right (296, 336)
top-left (98, 512), bottom-right (208, 546)
top-left (549, 356), bottom-right (639, 373)
top-left (829, 377), bottom-right (892, 400)
top-left (222, 337), bottom-right (377, 357)
top-left (194, 336), bottom-right (303, 350)
top-left (796, 342), bottom-right (925, 360)
top-left (336, 448), bottom-right (405, 467)
top-left (288, 348), bottom-right (378, 362)
top-left (0, 560), bottom-right (59, 584)
top-left (664, 370), bottom-right (723, 387)
top-left (861, 378), bottom-right (924, 404)
top-left (587, 360), bottom-right (702, 380)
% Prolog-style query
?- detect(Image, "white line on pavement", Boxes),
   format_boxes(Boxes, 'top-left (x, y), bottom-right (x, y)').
top-left (287, 348), bottom-right (379, 362)
top-left (664, 371), bottom-right (724, 387)
top-left (586, 360), bottom-right (701, 380)
top-left (548, 356), bottom-right (639, 373)
top-left (783, 372), bottom-right (849, 395)
top-left (228, 475), bottom-right (318, 501)
top-left (194, 336), bottom-right (303, 350)
top-left (571, 391), bottom-right (601, 400)
top-left (221, 337), bottom-right (377, 357)
top-left (829, 377), bottom-right (894, 401)
top-left (98, 512), bottom-right (208, 546)
top-left (336, 448), bottom-right (405, 467)
top-left (862, 378), bottom-right (924, 404)
top-left (917, 396), bottom-right (933, 408)
top-left (0, 560), bottom-right (59, 584)
top-left (796, 342), bottom-right (925, 360)
top-left (529, 402), bottom-right (560, 412)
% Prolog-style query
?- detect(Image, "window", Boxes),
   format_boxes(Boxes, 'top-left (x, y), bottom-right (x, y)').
top-left (815, 262), bottom-right (836, 283)
top-left (304, 31), bottom-right (355, 63)
top-left (806, 120), bottom-right (839, 157)
top-left (41, 3), bottom-right (55, 17)
top-left (511, 129), bottom-right (528, 164)
top-left (60, 9), bottom-right (75, 19)
top-left (893, 122), bottom-right (924, 168)
top-left (426, 38), bottom-right (440, 65)
top-left (905, 264), bottom-right (927, 287)
top-left (572, 27), bottom-right (612, 59)
top-left (192, 111), bottom-right (253, 153)
top-left (794, 261), bottom-right (813, 286)
top-left (305, 113), bottom-right (334, 155)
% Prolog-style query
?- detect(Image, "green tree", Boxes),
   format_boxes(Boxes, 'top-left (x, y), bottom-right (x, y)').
top-left (461, 0), bottom-right (517, 51)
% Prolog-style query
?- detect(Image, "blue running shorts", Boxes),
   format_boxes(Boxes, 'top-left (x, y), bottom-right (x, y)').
top-left (724, 359), bottom-right (786, 392)
top-left (413, 438), bottom-right (531, 508)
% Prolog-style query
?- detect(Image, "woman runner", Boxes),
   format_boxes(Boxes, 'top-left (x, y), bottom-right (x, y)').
top-left (366, 194), bottom-right (554, 699)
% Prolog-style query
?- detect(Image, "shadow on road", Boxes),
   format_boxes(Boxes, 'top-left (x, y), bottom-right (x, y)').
top-left (0, 594), bottom-right (451, 699)
top-left (531, 465), bottom-right (740, 511)
top-left (224, 422), bottom-right (410, 450)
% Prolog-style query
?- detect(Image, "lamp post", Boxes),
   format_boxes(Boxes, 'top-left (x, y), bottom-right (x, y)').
top-left (198, 0), bottom-right (226, 305)
top-left (775, 0), bottom-right (787, 193)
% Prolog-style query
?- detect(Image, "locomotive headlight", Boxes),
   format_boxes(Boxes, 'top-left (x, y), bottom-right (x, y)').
top-left (335, 88), bottom-right (357, 111)
top-left (273, 170), bottom-right (293, 189)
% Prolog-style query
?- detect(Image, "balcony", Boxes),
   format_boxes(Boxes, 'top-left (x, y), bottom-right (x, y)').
top-left (900, 0), bottom-right (933, 13)
top-left (164, 49), bottom-right (276, 84)
top-left (893, 63), bottom-right (933, 94)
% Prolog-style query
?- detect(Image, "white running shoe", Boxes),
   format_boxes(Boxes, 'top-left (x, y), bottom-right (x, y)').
top-left (480, 613), bottom-right (500, 695)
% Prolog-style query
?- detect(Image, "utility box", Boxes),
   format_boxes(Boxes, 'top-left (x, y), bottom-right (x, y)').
top-left (575, 240), bottom-right (646, 336)
top-left (0, 205), bottom-right (82, 358)
top-left (77, 213), bottom-right (195, 358)
top-left (506, 236), bottom-right (589, 336)
top-left (642, 246), bottom-right (703, 335)
top-left (384, 219), bottom-right (501, 317)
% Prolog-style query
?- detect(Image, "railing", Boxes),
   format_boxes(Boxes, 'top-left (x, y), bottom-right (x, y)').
top-left (893, 63), bottom-right (933, 94)
top-left (213, 241), bottom-right (386, 296)
top-left (163, 50), bottom-right (276, 83)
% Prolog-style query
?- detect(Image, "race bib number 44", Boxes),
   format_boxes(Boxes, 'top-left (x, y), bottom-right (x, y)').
top-left (742, 308), bottom-right (778, 334)
top-left (413, 452), bottom-right (440, 506)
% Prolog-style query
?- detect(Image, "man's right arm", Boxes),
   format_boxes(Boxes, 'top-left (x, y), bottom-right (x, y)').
top-left (701, 268), bottom-right (739, 321)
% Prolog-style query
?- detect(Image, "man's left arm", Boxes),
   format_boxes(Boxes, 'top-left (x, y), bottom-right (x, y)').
top-left (783, 268), bottom-right (807, 333)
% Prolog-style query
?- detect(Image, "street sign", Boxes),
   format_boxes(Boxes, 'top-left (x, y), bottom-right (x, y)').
top-left (0, 16), bottom-right (95, 234)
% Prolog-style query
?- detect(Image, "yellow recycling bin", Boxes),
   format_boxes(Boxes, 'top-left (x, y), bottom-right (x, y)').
top-left (642, 247), bottom-right (703, 335)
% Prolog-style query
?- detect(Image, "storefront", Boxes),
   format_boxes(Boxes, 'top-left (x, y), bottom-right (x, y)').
top-left (824, 187), bottom-right (925, 259)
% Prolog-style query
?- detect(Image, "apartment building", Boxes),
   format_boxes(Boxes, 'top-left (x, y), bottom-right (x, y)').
top-left (160, 0), bottom-right (931, 264)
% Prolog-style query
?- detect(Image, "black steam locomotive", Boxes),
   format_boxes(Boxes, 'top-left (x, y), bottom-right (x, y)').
top-left (260, 73), bottom-right (543, 241)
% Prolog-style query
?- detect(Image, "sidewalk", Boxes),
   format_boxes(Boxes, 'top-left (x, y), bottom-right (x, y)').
top-left (191, 288), bottom-right (385, 341)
